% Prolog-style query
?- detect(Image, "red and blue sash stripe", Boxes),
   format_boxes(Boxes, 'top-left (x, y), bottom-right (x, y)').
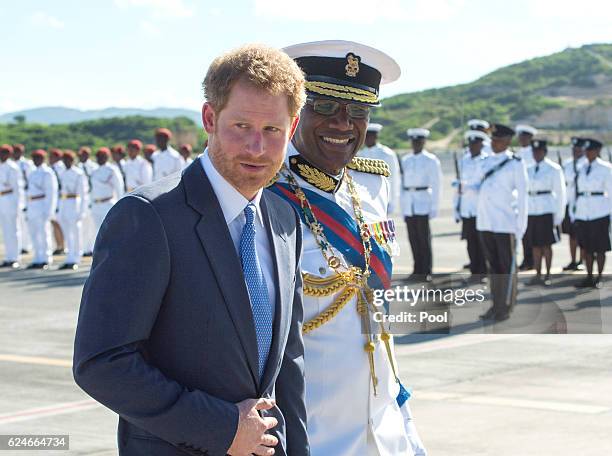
top-left (269, 182), bottom-right (392, 290)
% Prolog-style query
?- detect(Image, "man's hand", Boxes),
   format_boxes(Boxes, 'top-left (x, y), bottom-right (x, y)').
top-left (227, 398), bottom-right (278, 456)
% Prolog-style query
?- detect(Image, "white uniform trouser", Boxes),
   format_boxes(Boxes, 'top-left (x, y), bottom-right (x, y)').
top-left (27, 212), bottom-right (52, 264)
top-left (91, 201), bottom-right (113, 241)
top-left (82, 211), bottom-right (96, 253)
top-left (19, 210), bottom-right (31, 250)
top-left (0, 208), bottom-right (21, 262)
top-left (58, 213), bottom-right (82, 264)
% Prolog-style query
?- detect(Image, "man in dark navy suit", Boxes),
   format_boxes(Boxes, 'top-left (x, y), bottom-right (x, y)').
top-left (73, 44), bottom-right (309, 456)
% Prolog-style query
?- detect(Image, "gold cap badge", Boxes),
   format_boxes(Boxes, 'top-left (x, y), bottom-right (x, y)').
top-left (345, 53), bottom-right (360, 77)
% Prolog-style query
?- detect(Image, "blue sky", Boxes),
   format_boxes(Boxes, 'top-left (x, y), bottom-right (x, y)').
top-left (1, 0), bottom-right (611, 115)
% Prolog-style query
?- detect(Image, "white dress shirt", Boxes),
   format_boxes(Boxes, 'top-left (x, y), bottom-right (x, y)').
top-left (476, 150), bottom-right (528, 238)
top-left (359, 143), bottom-right (401, 215)
top-left (152, 147), bottom-right (185, 181)
top-left (199, 151), bottom-right (275, 309)
top-left (0, 160), bottom-right (23, 213)
top-left (90, 164), bottom-right (124, 202)
top-left (562, 156), bottom-right (587, 205)
top-left (58, 167), bottom-right (88, 219)
top-left (454, 152), bottom-right (488, 219)
top-left (27, 165), bottom-right (58, 218)
top-left (517, 145), bottom-right (535, 168)
top-left (571, 157), bottom-right (612, 221)
top-left (123, 156), bottom-right (153, 192)
top-left (400, 150), bottom-right (442, 217)
top-left (526, 158), bottom-right (566, 224)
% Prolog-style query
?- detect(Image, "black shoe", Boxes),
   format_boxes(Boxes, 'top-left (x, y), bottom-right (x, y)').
top-left (0, 261), bottom-right (10, 268)
top-left (494, 311), bottom-right (511, 322)
top-left (52, 249), bottom-right (65, 255)
top-left (543, 275), bottom-right (552, 286)
top-left (593, 276), bottom-right (603, 289)
top-left (59, 263), bottom-right (78, 271)
top-left (0, 261), bottom-right (19, 269)
top-left (462, 263), bottom-right (471, 270)
top-left (83, 251), bottom-right (93, 257)
top-left (40, 263), bottom-right (49, 270)
top-left (479, 308), bottom-right (497, 320)
top-left (519, 263), bottom-right (534, 271)
top-left (27, 263), bottom-right (41, 269)
top-left (562, 261), bottom-right (577, 271)
top-left (575, 277), bottom-right (595, 288)
top-left (20, 249), bottom-right (30, 254)
top-left (575, 262), bottom-right (585, 271)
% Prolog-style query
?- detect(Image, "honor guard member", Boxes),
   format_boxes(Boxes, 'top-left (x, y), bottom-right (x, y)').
top-left (453, 130), bottom-right (489, 278)
top-left (48, 148), bottom-right (66, 255)
top-left (143, 143), bottom-right (156, 164)
top-left (561, 137), bottom-right (588, 270)
top-left (90, 147), bottom-right (124, 238)
top-left (571, 139), bottom-right (612, 288)
top-left (12, 144), bottom-right (34, 254)
top-left (57, 151), bottom-right (87, 270)
top-left (279, 40), bottom-right (426, 456)
top-left (179, 143), bottom-right (194, 168)
top-left (151, 128), bottom-right (184, 181)
top-left (124, 139), bottom-right (153, 192)
top-left (515, 124), bottom-right (537, 270)
top-left (467, 119), bottom-right (492, 154)
top-left (400, 128), bottom-right (442, 281)
top-left (359, 123), bottom-right (401, 215)
top-left (0, 145), bottom-right (24, 268)
top-left (111, 144), bottom-right (128, 192)
top-left (77, 147), bottom-right (99, 256)
top-left (26, 149), bottom-right (58, 269)
top-left (477, 124), bottom-right (528, 321)
top-left (525, 140), bottom-right (566, 286)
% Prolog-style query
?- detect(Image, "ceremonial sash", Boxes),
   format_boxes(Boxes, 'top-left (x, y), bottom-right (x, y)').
top-left (270, 182), bottom-right (392, 289)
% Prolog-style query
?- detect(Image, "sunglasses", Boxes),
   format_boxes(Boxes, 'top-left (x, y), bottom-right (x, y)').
top-left (306, 98), bottom-right (370, 120)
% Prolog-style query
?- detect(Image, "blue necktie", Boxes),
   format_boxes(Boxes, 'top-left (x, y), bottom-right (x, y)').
top-left (240, 203), bottom-right (273, 380)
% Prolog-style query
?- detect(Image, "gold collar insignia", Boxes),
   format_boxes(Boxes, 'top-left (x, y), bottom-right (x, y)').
top-left (289, 155), bottom-right (343, 193)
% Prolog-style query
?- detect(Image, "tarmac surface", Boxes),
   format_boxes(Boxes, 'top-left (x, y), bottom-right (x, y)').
top-left (1, 157), bottom-right (611, 455)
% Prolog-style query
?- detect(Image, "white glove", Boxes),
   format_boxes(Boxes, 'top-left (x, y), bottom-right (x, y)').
top-left (401, 401), bottom-right (427, 456)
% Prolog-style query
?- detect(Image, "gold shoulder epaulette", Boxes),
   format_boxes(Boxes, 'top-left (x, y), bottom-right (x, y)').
top-left (347, 157), bottom-right (390, 177)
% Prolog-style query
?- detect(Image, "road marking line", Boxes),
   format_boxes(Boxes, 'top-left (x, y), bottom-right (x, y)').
top-left (0, 354), bottom-right (72, 367)
top-left (0, 399), bottom-right (100, 424)
top-left (415, 391), bottom-right (610, 414)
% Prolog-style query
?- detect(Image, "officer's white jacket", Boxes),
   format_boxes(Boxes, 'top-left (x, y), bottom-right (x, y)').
top-left (571, 157), bottom-right (612, 221)
top-left (14, 157), bottom-right (34, 180)
top-left (123, 156), bottom-right (153, 192)
top-left (0, 160), bottom-right (23, 213)
top-left (58, 167), bottom-right (87, 220)
top-left (476, 150), bottom-right (528, 238)
top-left (152, 147), bottom-right (185, 181)
top-left (517, 145), bottom-right (535, 168)
top-left (400, 150), bottom-right (442, 218)
top-left (359, 143), bottom-right (401, 215)
top-left (276, 144), bottom-right (413, 456)
top-left (454, 152), bottom-right (488, 219)
top-left (27, 165), bottom-right (57, 219)
top-left (90, 164), bottom-right (124, 202)
top-left (527, 158), bottom-right (566, 224)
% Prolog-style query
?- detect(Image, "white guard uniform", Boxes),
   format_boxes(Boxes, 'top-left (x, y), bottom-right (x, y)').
top-left (152, 147), bottom-right (185, 181)
top-left (276, 145), bottom-right (418, 456)
top-left (50, 161), bottom-right (66, 222)
top-left (124, 156), bottom-right (153, 192)
top-left (27, 165), bottom-right (58, 264)
top-left (15, 157), bottom-right (35, 251)
top-left (399, 150), bottom-right (442, 218)
top-left (77, 160), bottom-right (99, 253)
top-left (516, 145), bottom-right (535, 168)
top-left (58, 167), bottom-right (87, 264)
top-left (0, 159), bottom-right (24, 262)
top-left (571, 158), bottom-right (612, 222)
top-left (562, 157), bottom-right (587, 216)
top-left (454, 152), bottom-right (488, 220)
top-left (527, 158), bottom-right (566, 224)
top-left (476, 150), bottom-right (528, 238)
top-left (359, 143), bottom-right (401, 215)
top-left (90, 164), bottom-right (124, 236)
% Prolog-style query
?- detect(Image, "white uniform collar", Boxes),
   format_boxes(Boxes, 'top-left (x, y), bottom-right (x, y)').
top-left (200, 149), bottom-right (263, 226)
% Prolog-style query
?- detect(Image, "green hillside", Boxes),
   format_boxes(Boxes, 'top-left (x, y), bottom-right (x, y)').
top-left (374, 43), bottom-right (612, 149)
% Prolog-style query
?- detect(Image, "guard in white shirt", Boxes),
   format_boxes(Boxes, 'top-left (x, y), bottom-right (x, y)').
top-left (179, 144), bottom-right (194, 169)
top-left (57, 151), bottom-right (87, 270)
top-left (111, 145), bottom-right (128, 192)
top-left (277, 40), bottom-right (426, 456)
top-left (454, 130), bottom-right (489, 277)
top-left (49, 148), bottom-right (66, 255)
top-left (124, 140), bottom-right (153, 192)
top-left (359, 123), bottom-right (401, 215)
top-left (90, 148), bottom-right (124, 238)
top-left (12, 143), bottom-right (34, 254)
top-left (151, 128), bottom-right (185, 181)
top-left (467, 119), bottom-right (492, 154)
top-left (571, 139), bottom-right (612, 289)
top-left (144, 143), bottom-right (156, 164)
top-left (77, 147), bottom-right (99, 256)
top-left (26, 149), bottom-right (58, 269)
top-left (477, 124), bottom-right (528, 321)
top-left (561, 137), bottom-right (587, 271)
top-left (400, 128), bottom-right (442, 281)
top-left (0, 144), bottom-right (24, 268)
top-left (515, 124), bottom-right (538, 271)
top-left (524, 140), bottom-right (566, 286)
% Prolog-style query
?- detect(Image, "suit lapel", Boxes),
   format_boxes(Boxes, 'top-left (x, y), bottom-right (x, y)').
top-left (182, 160), bottom-right (260, 387)
top-left (259, 193), bottom-right (290, 391)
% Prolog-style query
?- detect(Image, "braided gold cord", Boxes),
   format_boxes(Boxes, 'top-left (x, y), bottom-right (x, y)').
top-left (303, 273), bottom-right (347, 297)
top-left (302, 286), bottom-right (357, 334)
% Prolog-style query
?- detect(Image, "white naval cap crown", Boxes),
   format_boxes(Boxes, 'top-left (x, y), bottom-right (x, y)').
top-left (516, 124), bottom-right (538, 136)
top-left (467, 119), bottom-right (490, 130)
top-left (464, 130), bottom-right (490, 141)
top-left (367, 123), bottom-right (383, 133)
top-left (407, 128), bottom-right (430, 139)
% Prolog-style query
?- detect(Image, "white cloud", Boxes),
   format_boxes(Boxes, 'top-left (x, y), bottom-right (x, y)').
top-left (29, 11), bottom-right (65, 29)
top-left (114, 0), bottom-right (193, 18)
top-left (254, 0), bottom-right (464, 23)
